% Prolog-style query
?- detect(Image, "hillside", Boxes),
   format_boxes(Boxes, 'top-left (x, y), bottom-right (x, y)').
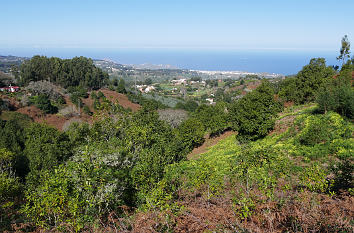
top-left (130, 105), bottom-right (354, 232)
top-left (0, 53), bottom-right (353, 232)
top-left (1, 89), bottom-right (140, 131)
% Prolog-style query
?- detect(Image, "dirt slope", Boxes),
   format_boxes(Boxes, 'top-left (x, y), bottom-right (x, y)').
top-left (100, 89), bottom-right (141, 112)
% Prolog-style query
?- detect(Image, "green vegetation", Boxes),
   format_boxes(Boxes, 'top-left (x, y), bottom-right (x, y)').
top-left (192, 102), bottom-right (229, 136)
top-left (144, 111), bottom-right (353, 231)
top-left (19, 56), bottom-right (109, 89)
top-left (117, 78), bottom-right (127, 94)
top-left (316, 61), bottom-right (354, 118)
top-left (278, 58), bottom-right (335, 104)
top-left (0, 37), bottom-right (353, 232)
top-left (30, 94), bottom-right (58, 114)
top-left (230, 80), bottom-right (283, 141)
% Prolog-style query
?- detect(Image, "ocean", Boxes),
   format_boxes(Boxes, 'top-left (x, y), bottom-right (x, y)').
top-left (0, 48), bottom-right (340, 75)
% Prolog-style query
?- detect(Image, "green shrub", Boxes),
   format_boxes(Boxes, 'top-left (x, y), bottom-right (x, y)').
top-left (175, 100), bottom-right (198, 112)
top-left (97, 91), bottom-right (104, 99)
top-left (299, 163), bottom-right (331, 193)
top-left (192, 102), bottom-right (229, 136)
top-left (24, 123), bottom-right (72, 187)
top-left (176, 117), bottom-right (205, 153)
top-left (83, 105), bottom-right (92, 115)
top-left (117, 79), bottom-right (127, 94)
top-left (0, 148), bottom-right (22, 203)
top-left (230, 80), bottom-right (282, 141)
top-left (295, 112), bottom-right (352, 146)
top-left (22, 145), bottom-right (133, 230)
top-left (31, 94), bottom-right (58, 114)
top-left (331, 158), bottom-right (353, 192)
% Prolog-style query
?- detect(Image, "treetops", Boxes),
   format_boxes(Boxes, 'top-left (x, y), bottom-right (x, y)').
top-left (18, 56), bottom-right (109, 90)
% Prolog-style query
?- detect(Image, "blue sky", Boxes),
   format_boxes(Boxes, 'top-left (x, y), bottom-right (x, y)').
top-left (1, 0), bottom-right (353, 50)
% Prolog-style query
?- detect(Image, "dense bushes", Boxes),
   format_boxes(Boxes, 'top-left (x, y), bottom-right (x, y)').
top-left (17, 107), bottom-right (194, 230)
top-left (230, 80), bottom-right (283, 141)
top-left (19, 56), bottom-right (109, 89)
top-left (24, 123), bottom-right (73, 186)
top-left (30, 94), bottom-right (58, 114)
top-left (192, 102), bottom-right (229, 136)
top-left (175, 117), bottom-right (205, 153)
top-left (293, 112), bottom-right (352, 146)
top-left (0, 148), bottom-right (22, 203)
top-left (144, 111), bottom-right (353, 228)
top-left (117, 78), bottom-right (127, 94)
top-left (22, 144), bottom-right (133, 230)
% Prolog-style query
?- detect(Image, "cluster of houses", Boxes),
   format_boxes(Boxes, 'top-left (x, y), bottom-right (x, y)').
top-left (171, 79), bottom-right (206, 86)
top-left (0, 85), bottom-right (20, 93)
top-left (135, 85), bottom-right (156, 93)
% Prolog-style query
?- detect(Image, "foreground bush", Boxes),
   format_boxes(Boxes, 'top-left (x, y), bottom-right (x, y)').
top-left (22, 145), bottom-right (134, 230)
top-left (0, 148), bottom-right (22, 203)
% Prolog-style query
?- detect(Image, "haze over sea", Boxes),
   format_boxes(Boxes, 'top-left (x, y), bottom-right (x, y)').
top-left (1, 48), bottom-right (340, 75)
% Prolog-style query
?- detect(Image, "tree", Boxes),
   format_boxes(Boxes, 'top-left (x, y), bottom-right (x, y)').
top-left (191, 77), bottom-right (202, 82)
top-left (112, 77), bottom-right (119, 86)
top-left (32, 94), bottom-right (58, 114)
top-left (279, 58), bottom-right (335, 104)
top-left (24, 123), bottom-right (72, 186)
top-left (175, 100), bottom-right (199, 112)
top-left (117, 78), bottom-right (127, 94)
top-left (20, 56), bottom-right (109, 89)
top-left (316, 63), bottom-right (354, 118)
top-left (230, 80), bottom-right (282, 141)
top-left (22, 144), bottom-right (134, 230)
top-left (175, 117), bottom-right (205, 153)
top-left (192, 103), bottom-right (229, 136)
top-left (337, 35), bottom-right (351, 66)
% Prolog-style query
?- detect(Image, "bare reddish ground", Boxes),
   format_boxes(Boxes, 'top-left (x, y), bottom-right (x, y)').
top-left (227, 84), bottom-right (245, 92)
top-left (247, 81), bottom-right (261, 90)
top-left (187, 130), bottom-right (236, 160)
top-left (6, 89), bottom-right (140, 131)
top-left (100, 89), bottom-right (141, 112)
top-left (15, 106), bottom-right (90, 131)
top-left (284, 101), bottom-right (294, 108)
top-left (0, 94), bottom-right (21, 109)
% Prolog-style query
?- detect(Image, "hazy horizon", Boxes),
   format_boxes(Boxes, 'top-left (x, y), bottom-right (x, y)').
top-left (0, 47), bottom-right (341, 75)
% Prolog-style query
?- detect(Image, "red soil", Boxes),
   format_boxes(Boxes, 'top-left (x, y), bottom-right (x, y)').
top-left (7, 89), bottom-right (140, 131)
top-left (100, 89), bottom-right (141, 112)
top-left (16, 106), bottom-right (89, 131)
